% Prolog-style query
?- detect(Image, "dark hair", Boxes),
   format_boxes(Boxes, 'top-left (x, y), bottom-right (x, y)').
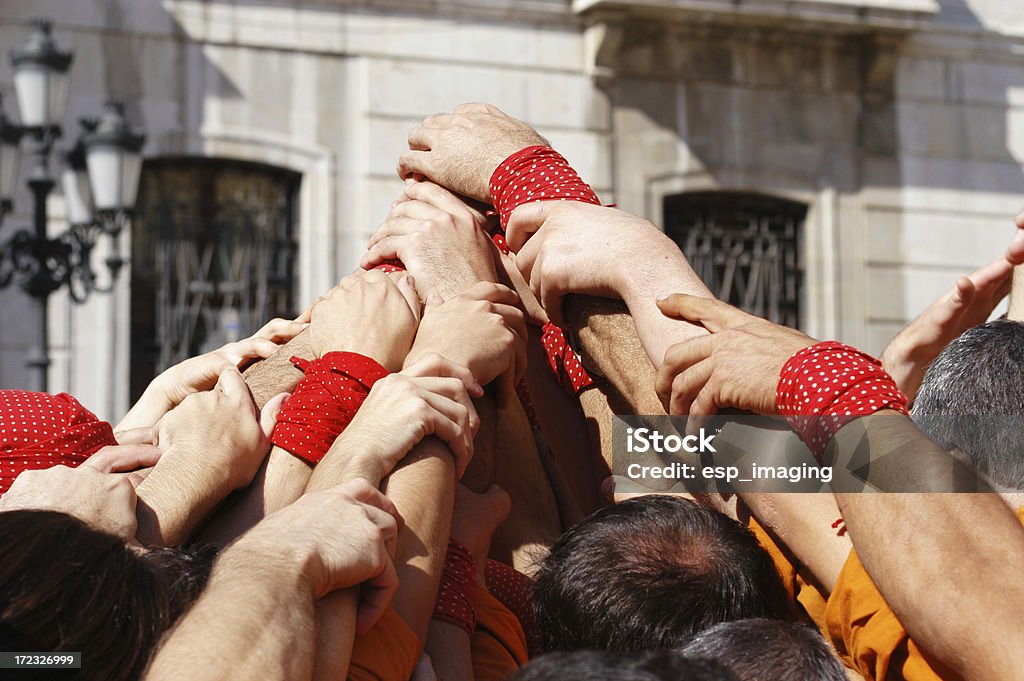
top-left (0, 510), bottom-right (215, 681)
top-left (913, 319), bottom-right (1024, 488)
top-left (509, 649), bottom-right (740, 681)
top-left (533, 495), bottom-right (793, 653)
top-left (677, 618), bottom-right (847, 681)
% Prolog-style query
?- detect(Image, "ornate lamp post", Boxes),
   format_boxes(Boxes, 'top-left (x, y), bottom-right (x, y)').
top-left (0, 20), bottom-right (145, 392)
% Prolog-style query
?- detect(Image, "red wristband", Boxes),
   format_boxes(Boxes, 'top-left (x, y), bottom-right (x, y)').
top-left (433, 539), bottom-right (478, 638)
top-left (540, 322), bottom-right (595, 397)
top-left (776, 341), bottom-right (908, 461)
top-left (488, 145), bottom-right (601, 230)
top-left (270, 352), bottom-right (389, 465)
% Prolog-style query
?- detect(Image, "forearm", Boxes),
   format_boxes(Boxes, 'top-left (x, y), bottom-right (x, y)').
top-left (824, 414), bottom-right (1023, 680)
top-left (425, 621), bottom-right (474, 681)
top-left (1009, 265), bottom-right (1024, 320)
top-left (618, 249), bottom-right (712, 366)
top-left (836, 491), bottom-right (1024, 681)
top-left (742, 492), bottom-right (850, 593)
top-left (199, 446), bottom-right (313, 546)
top-left (243, 331), bottom-right (313, 410)
top-left (136, 453), bottom-right (233, 546)
top-left (385, 437), bottom-right (457, 642)
top-left (146, 547), bottom-right (315, 681)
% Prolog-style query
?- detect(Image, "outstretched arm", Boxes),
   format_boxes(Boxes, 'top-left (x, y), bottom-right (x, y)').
top-left (145, 481), bottom-right (400, 681)
top-left (881, 218), bottom-right (1024, 401)
top-left (655, 293), bottom-right (1024, 681)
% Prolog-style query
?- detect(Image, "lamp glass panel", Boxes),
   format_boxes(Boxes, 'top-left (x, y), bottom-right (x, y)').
top-left (62, 166), bottom-right (93, 224)
top-left (85, 143), bottom-right (122, 211)
top-left (12, 66), bottom-right (48, 127)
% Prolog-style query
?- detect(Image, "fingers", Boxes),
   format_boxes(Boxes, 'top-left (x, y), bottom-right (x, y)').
top-left (220, 337), bottom-right (280, 366)
top-left (418, 388), bottom-right (477, 477)
top-left (463, 281), bottom-right (520, 307)
top-left (356, 554), bottom-right (399, 635)
top-left (657, 293), bottom-right (747, 332)
top-left (360, 236), bottom-right (403, 270)
top-left (260, 392), bottom-right (290, 438)
top-left (215, 366), bottom-right (248, 397)
top-left (667, 359), bottom-right (714, 416)
top-left (403, 352), bottom-right (484, 398)
top-left (396, 274), bottom-right (422, 324)
top-left (397, 150), bottom-right (433, 181)
top-left (403, 181), bottom-right (487, 226)
top-left (505, 201), bottom-right (550, 253)
top-left (1008, 219), bottom-right (1024, 265)
top-left (656, 336), bottom-right (717, 407)
top-left (83, 444), bottom-right (163, 473)
top-left (114, 426), bottom-right (156, 446)
top-left (253, 318), bottom-right (307, 343)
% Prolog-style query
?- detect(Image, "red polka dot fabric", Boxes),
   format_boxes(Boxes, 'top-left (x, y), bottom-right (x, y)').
top-left (0, 390), bottom-right (117, 496)
top-left (776, 341), bottom-right (909, 462)
top-left (432, 539), bottom-right (478, 638)
top-left (270, 352), bottom-right (390, 465)
top-left (484, 558), bottom-right (540, 655)
top-left (540, 322), bottom-right (594, 396)
top-left (488, 145), bottom-right (602, 230)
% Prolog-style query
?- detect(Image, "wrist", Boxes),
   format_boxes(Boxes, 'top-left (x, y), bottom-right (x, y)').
top-left (220, 536), bottom-right (313, 595)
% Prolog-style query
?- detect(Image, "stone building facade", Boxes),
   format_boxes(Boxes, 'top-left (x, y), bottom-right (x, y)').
top-left (0, 0), bottom-right (1022, 420)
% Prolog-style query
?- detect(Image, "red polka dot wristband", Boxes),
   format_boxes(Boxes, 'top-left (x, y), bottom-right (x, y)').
top-left (0, 390), bottom-right (117, 495)
top-left (488, 145), bottom-right (601, 230)
top-left (541, 322), bottom-right (594, 396)
top-left (776, 341), bottom-right (908, 462)
top-left (270, 352), bottom-right (389, 465)
top-left (432, 539), bottom-right (478, 638)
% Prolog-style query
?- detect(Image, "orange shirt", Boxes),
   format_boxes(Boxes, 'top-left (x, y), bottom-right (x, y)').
top-left (347, 608), bottom-right (422, 681)
top-left (747, 515), bottom-right (830, 630)
top-left (821, 506), bottom-right (1024, 681)
top-left (346, 585), bottom-right (528, 681)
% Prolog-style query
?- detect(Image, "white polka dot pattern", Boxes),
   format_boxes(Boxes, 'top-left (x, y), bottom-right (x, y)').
top-left (270, 352), bottom-right (390, 465)
top-left (0, 390), bottom-right (117, 496)
top-left (776, 341), bottom-right (909, 462)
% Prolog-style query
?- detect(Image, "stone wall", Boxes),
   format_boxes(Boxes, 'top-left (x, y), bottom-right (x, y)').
top-left (0, 0), bottom-right (1022, 418)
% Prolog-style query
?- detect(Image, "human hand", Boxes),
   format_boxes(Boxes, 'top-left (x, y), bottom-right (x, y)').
top-left (655, 294), bottom-right (815, 425)
top-left (449, 483), bottom-right (511, 583)
top-left (333, 355), bottom-right (481, 481)
top-left (236, 479), bottom-right (402, 633)
top-left (507, 201), bottom-right (688, 326)
top-left (882, 222), bottom-right (1024, 400)
top-left (397, 103), bottom-right (548, 203)
top-left (405, 281), bottom-right (527, 406)
top-left (308, 269), bottom-right (421, 371)
top-left (360, 180), bottom-right (498, 299)
top-left (0, 450), bottom-right (151, 541)
top-left (153, 367), bottom-right (283, 492)
top-left (118, 326), bottom-right (300, 432)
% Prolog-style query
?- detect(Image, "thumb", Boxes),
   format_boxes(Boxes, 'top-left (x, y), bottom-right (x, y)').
top-left (260, 392), bottom-right (290, 438)
top-left (481, 484), bottom-right (512, 525)
top-left (424, 292), bottom-right (445, 311)
top-left (505, 201), bottom-right (549, 253)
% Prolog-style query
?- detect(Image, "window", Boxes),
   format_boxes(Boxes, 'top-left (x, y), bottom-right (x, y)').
top-left (663, 191), bottom-right (806, 328)
top-left (129, 158), bottom-right (300, 400)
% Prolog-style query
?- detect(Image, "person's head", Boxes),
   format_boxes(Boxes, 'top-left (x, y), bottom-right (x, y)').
top-left (0, 510), bottom-right (214, 681)
top-left (677, 618), bottom-right (847, 681)
top-left (509, 650), bottom-right (739, 681)
top-left (533, 495), bottom-right (793, 653)
top-left (912, 319), bottom-right (1024, 488)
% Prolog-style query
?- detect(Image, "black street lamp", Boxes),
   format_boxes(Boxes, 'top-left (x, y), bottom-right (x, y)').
top-left (0, 19), bottom-right (146, 392)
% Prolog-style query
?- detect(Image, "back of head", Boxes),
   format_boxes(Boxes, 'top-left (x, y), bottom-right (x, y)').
top-left (678, 618), bottom-right (847, 681)
top-left (0, 510), bottom-right (213, 681)
top-left (509, 650), bottom-right (740, 681)
top-left (533, 495), bottom-right (793, 653)
top-left (913, 319), bottom-right (1024, 488)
